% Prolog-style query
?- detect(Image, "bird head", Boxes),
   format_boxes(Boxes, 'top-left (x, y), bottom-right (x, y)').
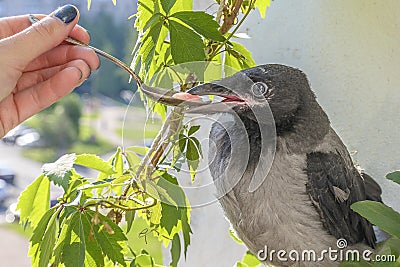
top-left (185, 64), bottom-right (310, 131)
top-left (141, 64), bottom-right (324, 135)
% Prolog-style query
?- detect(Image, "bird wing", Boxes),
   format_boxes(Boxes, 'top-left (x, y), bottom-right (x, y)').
top-left (306, 151), bottom-right (378, 248)
top-left (361, 172), bottom-right (382, 202)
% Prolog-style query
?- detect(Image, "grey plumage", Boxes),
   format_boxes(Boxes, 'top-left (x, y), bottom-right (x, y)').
top-left (186, 64), bottom-right (382, 266)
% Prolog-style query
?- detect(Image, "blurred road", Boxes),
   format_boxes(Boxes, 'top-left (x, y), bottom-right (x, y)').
top-left (0, 142), bottom-right (41, 266)
top-left (0, 143), bottom-right (42, 190)
top-left (0, 227), bottom-right (30, 266)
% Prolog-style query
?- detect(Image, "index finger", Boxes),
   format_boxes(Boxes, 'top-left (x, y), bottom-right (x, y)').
top-left (0, 14), bottom-right (90, 44)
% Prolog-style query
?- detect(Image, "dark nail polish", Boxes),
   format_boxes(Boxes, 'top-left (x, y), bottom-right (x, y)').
top-left (96, 59), bottom-right (101, 70)
top-left (54, 5), bottom-right (77, 24)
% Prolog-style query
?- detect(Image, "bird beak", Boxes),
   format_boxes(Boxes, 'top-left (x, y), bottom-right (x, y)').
top-left (140, 82), bottom-right (245, 114)
top-left (184, 82), bottom-right (246, 114)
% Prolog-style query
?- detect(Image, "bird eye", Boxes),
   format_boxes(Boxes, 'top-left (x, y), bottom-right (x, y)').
top-left (251, 82), bottom-right (269, 96)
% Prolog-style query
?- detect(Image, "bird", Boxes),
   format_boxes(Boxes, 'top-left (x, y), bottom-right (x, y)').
top-left (182, 64), bottom-right (383, 266)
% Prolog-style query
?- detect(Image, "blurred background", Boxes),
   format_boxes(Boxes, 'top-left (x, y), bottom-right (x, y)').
top-left (0, 0), bottom-right (399, 266)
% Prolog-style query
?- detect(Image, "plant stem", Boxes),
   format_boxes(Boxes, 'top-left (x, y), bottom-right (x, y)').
top-left (219, 0), bottom-right (244, 35)
top-left (151, 108), bottom-right (183, 166)
top-left (209, 0), bottom-right (254, 61)
top-left (122, 107), bottom-right (183, 197)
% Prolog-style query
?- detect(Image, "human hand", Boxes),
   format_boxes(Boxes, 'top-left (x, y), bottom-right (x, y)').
top-left (0, 5), bottom-right (100, 137)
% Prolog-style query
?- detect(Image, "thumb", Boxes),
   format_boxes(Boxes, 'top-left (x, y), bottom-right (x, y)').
top-left (5, 5), bottom-right (79, 69)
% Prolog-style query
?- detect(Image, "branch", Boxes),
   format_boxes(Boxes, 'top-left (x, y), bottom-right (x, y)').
top-left (122, 107), bottom-right (183, 197)
top-left (209, 0), bottom-right (255, 61)
top-left (219, 0), bottom-right (244, 35)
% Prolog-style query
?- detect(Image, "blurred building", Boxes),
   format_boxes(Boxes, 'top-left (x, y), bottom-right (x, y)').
top-left (0, 0), bottom-right (137, 22)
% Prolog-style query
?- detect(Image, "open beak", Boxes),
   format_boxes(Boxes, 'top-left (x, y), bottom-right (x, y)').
top-left (185, 83), bottom-right (246, 114)
top-left (140, 82), bottom-right (246, 114)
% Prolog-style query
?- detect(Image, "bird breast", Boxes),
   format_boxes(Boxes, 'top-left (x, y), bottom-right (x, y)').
top-left (209, 120), bottom-right (343, 266)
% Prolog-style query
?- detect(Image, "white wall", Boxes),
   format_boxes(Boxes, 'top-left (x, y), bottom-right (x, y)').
top-left (238, 0), bottom-right (400, 210)
top-left (183, 0), bottom-right (400, 266)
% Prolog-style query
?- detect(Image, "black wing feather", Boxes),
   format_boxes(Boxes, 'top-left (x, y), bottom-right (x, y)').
top-left (306, 151), bottom-right (378, 248)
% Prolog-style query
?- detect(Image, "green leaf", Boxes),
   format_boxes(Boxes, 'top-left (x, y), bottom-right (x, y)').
top-left (157, 172), bottom-right (186, 207)
top-left (171, 141), bottom-right (185, 169)
top-left (17, 174), bottom-right (50, 228)
top-left (168, 20), bottom-right (205, 64)
top-left (151, 65), bottom-right (174, 90)
top-left (161, 0), bottom-right (177, 14)
top-left (82, 213), bottom-right (105, 267)
top-left (145, 24), bottom-right (169, 81)
top-left (191, 136), bottom-right (203, 157)
top-left (178, 134), bottom-right (187, 153)
top-left (75, 154), bottom-right (115, 175)
top-left (36, 212), bottom-right (58, 267)
top-left (254, 0), bottom-right (270, 18)
top-left (152, 102), bottom-right (167, 121)
top-left (61, 212), bottom-right (86, 267)
top-left (58, 206), bottom-right (77, 229)
top-left (113, 147), bottom-right (124, 177)
top-left (351, 201), bottom-right (400, 239)
top-left (188, 125), bottom-right (200, 136)
top-left (87, 211), bottom-right (127, 266)
top-left (135, 0), bottom-right (161, 30)
top-left (147, 180), bottom-right (178, 207)
top-left (186, 138), bottom-right (200, 181)
top-left (111, 174), bottom-right (133, 185)
top-left (225, 41), bottom-right (256, 70)
top-left (28, 208), bottom-right (58, 267)
top-left (126, 146), bottom-right (149, 157)
top-left (55, 211), bottom-right (104, 267)
top-left (29, 208), bottom-right (56, 262)
top-left (160, 202), bottom-right (180, 235)
top-left (169, 0), bottom-right (192, 13)
top-left (125, 210), bottom-right (136, 234)
top-left (171, 11), bottom-right (225, 41)
top-left (372, 237), bottom-right (400, 267)
top-left (181, 205), bottom-right (192, 258)
top-left (229, 226), bottom-right (243, 244)
top-left (133, 252), bottom-right (155, 267)
top-left (97, 150), bottom-right (120, 181)
top-left (149, 202), bottom-right (162, 225)
top-left (124, 152), bottom-right (141, 170)
top-left (140, 22), bottom-right (163, 71)
top-left (42, 154), bottom-right (76, 190)
top-left (158, 173), bottom-right (192, 256)
top-left (387, 171), bottom-right (400, 185)
top-left (170, 234), bottom-right (181, 267)
top-left (54, 209), bottom-right (74, 263)
top-left (186, 138), bottom-right (199, 162)
top-left (236, 251), bottom-right (261, 267)
top-left (143, 12), bottom-right (163, 32)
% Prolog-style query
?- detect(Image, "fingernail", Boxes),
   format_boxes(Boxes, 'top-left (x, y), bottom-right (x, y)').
top-left (54, 5), bottom-right (77, 24)
top-left (96, 59), bottom-right (101, 70)
top-left (77, 67), bottom-right (83, 81)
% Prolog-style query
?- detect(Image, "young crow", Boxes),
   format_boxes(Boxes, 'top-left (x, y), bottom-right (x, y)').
top-left (183, 64), bottom-right (382, 266)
